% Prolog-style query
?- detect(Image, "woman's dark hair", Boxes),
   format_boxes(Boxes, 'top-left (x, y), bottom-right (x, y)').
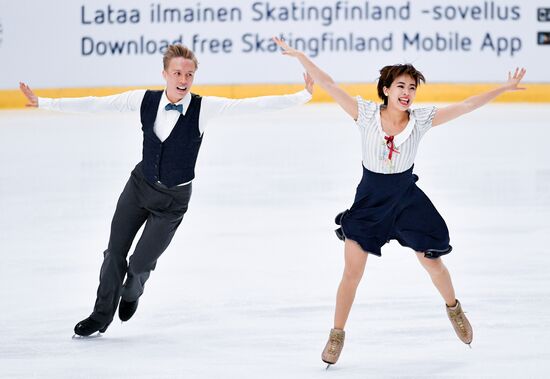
top-left (377, 64), bottom-right (425, 105)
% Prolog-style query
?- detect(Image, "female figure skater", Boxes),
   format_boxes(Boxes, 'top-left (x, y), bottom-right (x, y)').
top-left (273, 37), bottom-right (526, 366)
top-left (19, 44), bottom-right (313, 337)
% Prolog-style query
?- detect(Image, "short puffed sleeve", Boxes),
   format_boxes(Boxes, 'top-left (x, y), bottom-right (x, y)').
top-left (355, 96), bottom-right (378, 129)
top-left (412, 106), bottom-right (437, 134)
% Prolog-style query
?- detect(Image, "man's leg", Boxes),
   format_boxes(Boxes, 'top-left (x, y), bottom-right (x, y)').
top-left (119, 184), bottom-right (191, 319)
top-left (90, 175), bottom-right (149, 324)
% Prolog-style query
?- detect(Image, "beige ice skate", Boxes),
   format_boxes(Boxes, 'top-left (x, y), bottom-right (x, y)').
top-left (446, 299), bottom-right (473, 346)
top-left (321, 328), bottom-right (345, 368)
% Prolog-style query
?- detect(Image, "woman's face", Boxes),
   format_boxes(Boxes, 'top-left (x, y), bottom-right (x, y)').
top-left (384, 74), bottom-right (417, 110)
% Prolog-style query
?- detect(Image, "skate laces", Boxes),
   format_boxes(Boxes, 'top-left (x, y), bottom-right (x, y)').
top-left (328, 332), bottom-right (344, 354)
top-left (449, 308), bottom-right (468, 336)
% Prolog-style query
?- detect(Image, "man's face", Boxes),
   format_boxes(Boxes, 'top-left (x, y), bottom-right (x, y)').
top-left (162, 57), bottom-right (196, 103)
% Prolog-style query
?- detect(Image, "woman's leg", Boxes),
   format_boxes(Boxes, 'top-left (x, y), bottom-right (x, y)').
top-left (416, 252), bottom-right (473, 344)
top-left (322, 239), bottom-right (368, 365)
top-left (415, 253), bottom-right (456, 306)
top-left (334, 239), bottom-right (369, 329)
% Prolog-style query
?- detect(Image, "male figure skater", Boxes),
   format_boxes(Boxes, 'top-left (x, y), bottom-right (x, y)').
top-left (20, 44), bottom-right (313, 336)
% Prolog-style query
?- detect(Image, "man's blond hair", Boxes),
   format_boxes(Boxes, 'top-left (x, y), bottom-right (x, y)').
top-left (163, 44), bottom-right (198, 70)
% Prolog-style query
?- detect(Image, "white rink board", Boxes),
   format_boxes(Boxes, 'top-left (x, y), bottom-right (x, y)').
top-left (1, 0), bottom-right (550, 88)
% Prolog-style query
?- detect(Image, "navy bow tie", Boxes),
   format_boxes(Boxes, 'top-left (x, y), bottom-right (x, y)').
top-left (165, 103), bottom-right (184, 113)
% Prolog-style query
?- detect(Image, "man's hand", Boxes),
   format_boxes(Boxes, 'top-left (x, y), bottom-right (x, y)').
top-left (19, 82), bottom-right (38, 107)
top-left (303, 72), bottom-right (314, 94)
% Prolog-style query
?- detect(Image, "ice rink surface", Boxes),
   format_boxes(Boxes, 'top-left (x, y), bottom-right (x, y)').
top-left (0, 103), bottom-right (549, 378)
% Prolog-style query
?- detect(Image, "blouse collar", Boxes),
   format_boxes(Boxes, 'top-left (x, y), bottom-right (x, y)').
top-left (374, 104), bottom-right (416, 147)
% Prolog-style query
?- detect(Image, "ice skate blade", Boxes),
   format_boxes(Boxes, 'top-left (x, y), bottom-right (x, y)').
top-left (72, 332), bottom-right (102, 339)
top-left (322, 361), bottom-right (335, 370)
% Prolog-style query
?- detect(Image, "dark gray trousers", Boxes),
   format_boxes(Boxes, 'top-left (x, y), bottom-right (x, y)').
top-left (91, 163), bottom-right (192, 324)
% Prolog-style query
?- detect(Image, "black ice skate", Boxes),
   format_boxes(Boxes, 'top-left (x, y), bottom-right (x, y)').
top-left (119, 299), bottom-right (139, 322)
top-left (73, 316), bottom-right (110, 337)
top-left (334, 210), bottom-right (348, 241)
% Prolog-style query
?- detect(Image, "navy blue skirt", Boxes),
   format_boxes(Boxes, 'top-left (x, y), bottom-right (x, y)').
top-left (335, 165), bottom-right (452, 259)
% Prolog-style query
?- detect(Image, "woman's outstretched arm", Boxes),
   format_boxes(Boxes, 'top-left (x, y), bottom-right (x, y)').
top-left (273, 37), bottom-right (358, 120)
top-left (432, 68), bottom-right (526, 127)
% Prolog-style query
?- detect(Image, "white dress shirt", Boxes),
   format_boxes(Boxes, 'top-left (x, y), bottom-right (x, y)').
top-left (38, 88), bottom-right (311, 185)
top-left (38, 89), bottom-right (312, 141)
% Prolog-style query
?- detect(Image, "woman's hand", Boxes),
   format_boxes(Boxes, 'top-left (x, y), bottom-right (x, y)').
top-left (273, 37), bottom-right (314, 94)
top-left (273, 36), bottom-right (356, 119)
top-left (272, 37), bottom-right (304, 58)
top-left (19, 82), bottom-right (38, 107)
top-left (503, 67), bottom-right (527, 91)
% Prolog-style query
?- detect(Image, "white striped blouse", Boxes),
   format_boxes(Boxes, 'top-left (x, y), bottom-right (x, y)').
top-left (355, 96), bottom-right (437, 174)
